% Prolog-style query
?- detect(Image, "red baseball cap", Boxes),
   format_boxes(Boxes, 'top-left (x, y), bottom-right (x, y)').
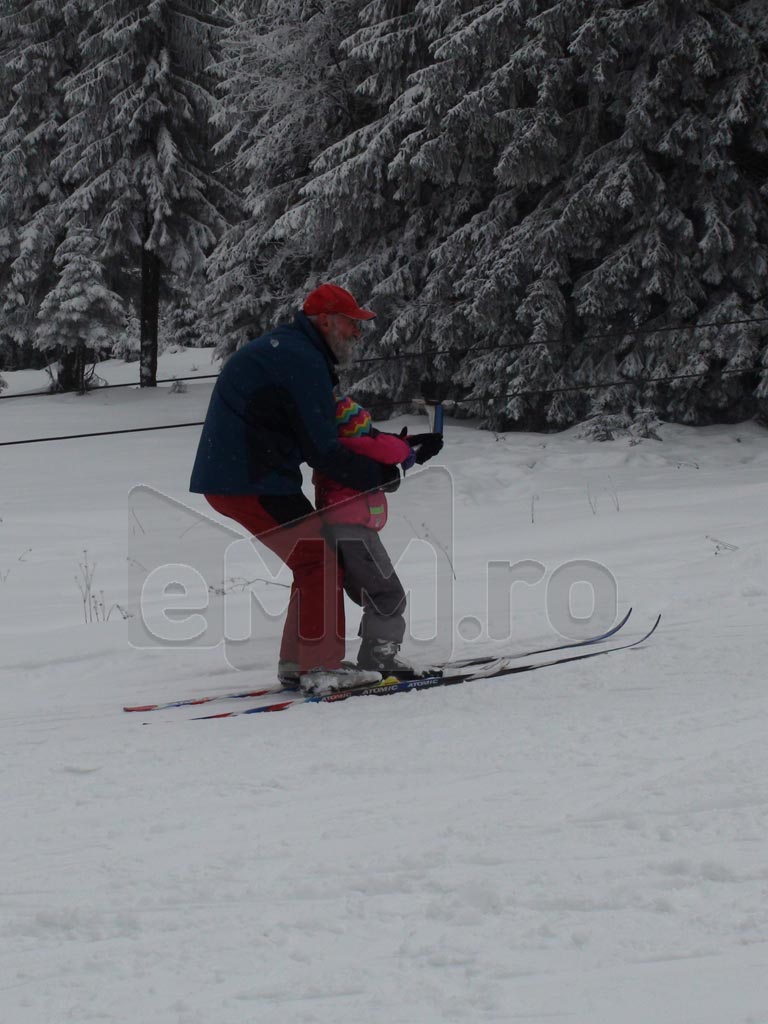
top-left (303, 283), bottom-right (376, 321)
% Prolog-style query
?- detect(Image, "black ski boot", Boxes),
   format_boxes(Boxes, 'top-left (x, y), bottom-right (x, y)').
top-left (357, 640), bottom-right (422, 679)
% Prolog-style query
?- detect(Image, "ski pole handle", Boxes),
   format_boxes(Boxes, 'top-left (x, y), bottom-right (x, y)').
top-left (426, 401), bottom-right (444, 435)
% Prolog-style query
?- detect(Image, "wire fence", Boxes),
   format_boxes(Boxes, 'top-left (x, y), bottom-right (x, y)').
top-left (0, 373), bottom-right (220, 402)
top-left (3, 314), bottom-right (767, 401)
top-left (1, 315), bottom-right (766, 446)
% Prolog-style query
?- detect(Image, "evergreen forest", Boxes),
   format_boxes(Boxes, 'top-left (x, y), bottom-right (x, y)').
top-left (1, 0), bottom-right (767, 428)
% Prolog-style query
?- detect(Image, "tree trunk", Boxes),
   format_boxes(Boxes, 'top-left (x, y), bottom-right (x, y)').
top-left (57, 343), bottom-right (88, 393)
top-left (140, 231), bottom-right (161, 388)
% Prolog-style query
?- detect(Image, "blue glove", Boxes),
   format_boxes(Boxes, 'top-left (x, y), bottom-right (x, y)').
top-left (401, 447), bottom-right (417, 471)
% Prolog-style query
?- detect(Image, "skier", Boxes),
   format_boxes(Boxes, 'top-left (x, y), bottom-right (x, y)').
top-left (315, 396), bottom-right (443, 676)
top-left (191, 283), bottom-right (406, 695)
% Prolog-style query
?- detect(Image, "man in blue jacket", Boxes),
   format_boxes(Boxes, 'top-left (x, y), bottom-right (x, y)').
top-left (191, 284), bottom-right (404, 695)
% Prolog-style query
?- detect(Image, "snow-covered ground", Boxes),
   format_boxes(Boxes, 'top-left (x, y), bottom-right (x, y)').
top-left (2, 351), bottom-right (768, 1024)
top-left (1, 346), bottom-right (220, 399)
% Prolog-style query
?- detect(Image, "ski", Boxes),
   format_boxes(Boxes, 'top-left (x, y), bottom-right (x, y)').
top-left (125, 607), bottom-right (634, 714)
top-left (191, 614), bottom-right (661, 720)
top-left (123, 686), bottom-right (280, 713)
top-left (444, 606), bottom-right (633, 669)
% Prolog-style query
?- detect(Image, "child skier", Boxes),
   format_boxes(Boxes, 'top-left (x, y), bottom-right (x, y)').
top-left (314, 396), bottom-right (442, 676)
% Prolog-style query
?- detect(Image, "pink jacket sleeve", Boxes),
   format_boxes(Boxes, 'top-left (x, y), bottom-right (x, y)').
top-left (339, 433), bottom-right (411, 465)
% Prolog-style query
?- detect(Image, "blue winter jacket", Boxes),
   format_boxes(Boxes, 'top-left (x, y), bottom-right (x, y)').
top-left (190, 313), bottom-right (384, 496)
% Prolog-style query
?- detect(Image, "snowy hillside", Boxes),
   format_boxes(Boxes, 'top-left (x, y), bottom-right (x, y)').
top-left (1, 361), bottom-right (767, 1024)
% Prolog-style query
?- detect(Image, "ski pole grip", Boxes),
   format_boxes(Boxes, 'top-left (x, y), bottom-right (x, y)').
top-left (420, 376), bottom-right (444, 435)
top-left (424, 401), bottom-right (444, 434)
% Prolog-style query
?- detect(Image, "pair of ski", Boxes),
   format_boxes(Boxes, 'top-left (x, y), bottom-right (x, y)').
top-left (124, 608), bottom-right (660, 720)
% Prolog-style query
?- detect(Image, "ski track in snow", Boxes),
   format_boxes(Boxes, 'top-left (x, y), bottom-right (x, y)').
top-left (2, 350), bottom-right (768, 1023)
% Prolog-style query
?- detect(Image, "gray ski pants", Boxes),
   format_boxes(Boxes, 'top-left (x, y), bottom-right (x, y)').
top-left (323, 523), bottom-right (406, 643)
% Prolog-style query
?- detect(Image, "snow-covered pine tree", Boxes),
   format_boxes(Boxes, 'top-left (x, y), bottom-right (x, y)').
top-left (438, 0), bottom-right (768, 426)
top-left (551, 0), bottom-right (768, 427)
top-left (57, 0), bottom-right (232, 386)
top-left (164, 285), bottom-right (210, 349)
top-left (298, 0), bottom-right (451, 410)
top-left (36, 224), bottom-right (126, 391)
top-left (242, 0), bottom-right (538, 416)
top-left (273, 0), bottom-right (768, 427)
top-left (208, 0), bottom-right (464, 409)
top-left (0, 0), bottom-right (89, 381)
top-left (205, 0), bottom-right (377, 354)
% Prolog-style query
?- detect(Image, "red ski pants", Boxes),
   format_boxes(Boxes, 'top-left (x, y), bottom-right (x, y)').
top-left (205, 493), bottom-right (345, 672)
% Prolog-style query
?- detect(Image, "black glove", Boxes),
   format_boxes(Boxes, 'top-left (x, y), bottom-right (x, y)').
top-left (378, 464), bottom-right (401, 493)
top-left (407, 432), bottom-right (444, 465)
